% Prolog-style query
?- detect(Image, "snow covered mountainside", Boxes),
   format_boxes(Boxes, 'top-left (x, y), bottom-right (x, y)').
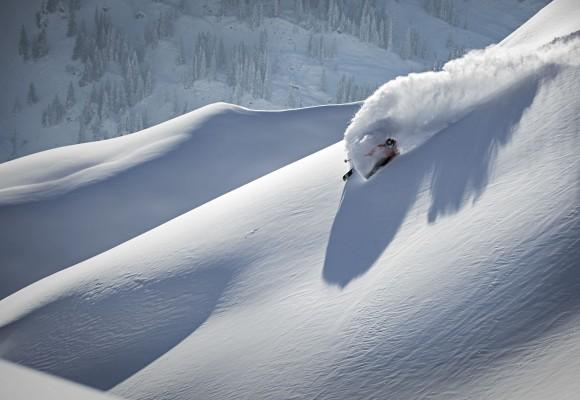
top-left (345, 9), bottom-right (580, 177)
top-left (0, 101), bottom-right (359, 299)
top-left (1, 1), bottom-right (580, 399)
top-left (1, 360), bottom-right (124, 400)
top-left (0, 0), bottom-right (547, 162)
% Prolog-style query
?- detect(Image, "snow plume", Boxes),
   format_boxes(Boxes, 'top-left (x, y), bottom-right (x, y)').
top-left (345, 32), bottom-right (580, 178)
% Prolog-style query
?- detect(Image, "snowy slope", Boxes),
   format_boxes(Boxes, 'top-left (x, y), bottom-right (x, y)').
top-left (501, 0), bottom-right (580, 48)
top-left (344, 2), bottom-right (580, 178)
top-left (0, 0), bottom-right (547, 162)
top-left (0, 360), bottom-right (124, 400)
top-left (0, 101), bottom-right (358, 299)
top-left (1, 1), bottom-right (580, 399)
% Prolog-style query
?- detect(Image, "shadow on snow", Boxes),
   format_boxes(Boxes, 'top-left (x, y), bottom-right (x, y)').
top-left (0, 263), bottom-right (234, 391)
top-left (323, 76), bottom-right (543, 288)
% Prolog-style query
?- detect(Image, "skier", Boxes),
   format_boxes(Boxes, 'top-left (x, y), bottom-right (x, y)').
top-left (365, 137), bottom-right (399, 177)
top-left (343, 138), bottom-right (399, 181)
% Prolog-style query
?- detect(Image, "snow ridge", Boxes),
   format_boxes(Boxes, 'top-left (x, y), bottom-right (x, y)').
top-left (345, 30), bottom-right (580, 178)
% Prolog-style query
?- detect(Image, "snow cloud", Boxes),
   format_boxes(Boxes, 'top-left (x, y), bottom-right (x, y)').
top-left (345, 31), bottom-right (580, 178)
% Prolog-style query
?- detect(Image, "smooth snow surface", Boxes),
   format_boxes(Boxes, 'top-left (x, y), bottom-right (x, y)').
top-left (0, 360), bottom-right (124, 400)
top-left (0, 102), bottom-right (358, 299)
top-left (1, 1), bottom-right (580, 400)
top-left (501, 0), bottom-right (580, 48)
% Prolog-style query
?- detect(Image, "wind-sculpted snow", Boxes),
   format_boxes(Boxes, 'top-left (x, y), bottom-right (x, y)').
top-left (0, 102), bottom-right (359, 299)
top-left (2, 58), bottom-right (579, 399)
top-left (1, 3), bottom-right (580, 400)
top-left (1, 360), bottom-right (124, 400)
top-left (345, 31), bottom-right (580, 178)
top-left (501, 0), bottom-right (580, 48)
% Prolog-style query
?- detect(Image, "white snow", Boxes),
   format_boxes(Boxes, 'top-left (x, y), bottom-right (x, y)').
top-left (1, 1), bottom-right (580, 400)
top-left (344, 16), bottom-right (580, 177)
top-left (0, 101), bottom-right (358, 299)
top-left (0, 360), bottom-right (124, 400)
top-left (501, 0), bottom-right (580, 48)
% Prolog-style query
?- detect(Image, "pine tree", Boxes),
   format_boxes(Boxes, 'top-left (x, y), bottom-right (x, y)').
top-left (12, 97), bottom-right (23, 113)
top-left (35, 11), bottom-right (42, 29)
top-left (34, 11), bottom-right (45, 29)
top-left (424, 0), bottom-right (458, 26)
top-left (295, 0), bottom-right (304, 21)
top-left (19, 26), bottom-right (29, 61)
top-left (209, 50), bottom-right (217, 80)
top-left (66, 82), bottom-right (76, 108)
top-left (344, 76), bottom-right (353, 101)
top-left (143, 65), bottom-right (153, 96)
top-left (287, 89), bottom-right (297, 108)
top-left (178, 0), bottom-right (188, 13)
top-left (320, 68), bottom-right (328, 92)
top-left (336, 75), bottom-right (345, 103)
top-left (68, 0), bottom-right (81, 12)
top-left (27, 82), bottom-right (39, 105)
top-left (9, 130), bottom-right (20, 159)
top-left (307, 34), bottom-right (314, 56)
top-left (67, 7), bottom-right (77, 37)
top-left (72, 21), bottom-right (86, 60)
top-left (41, 106), bottom-right (49, 126)
top-left (31, 29), bottom-right (49, 59)
top-left (79, 56), bottom-right (94, 86)
top-left (155, 10), bottom-right (176, 40)
top-left (176, 37), bottom-right (186, 65)
top-left (197, 50), bottom-right (207, 79)
top-left (250, 4), bottom-right (263, 28)
top-left (43, 95), bottom-right (65, 126)
top-left (141, 108), bottom-right (149, 128)
top-left (39, 29), bottom-right (49, 57)
top-left (46, 0), bottom-right (59, 13)
top-left (217, 38), bottom-right (226, 71)
top-left (401, 28), bottom-right (412, 59)
top-left (384, 14), bottom-right (393, 50)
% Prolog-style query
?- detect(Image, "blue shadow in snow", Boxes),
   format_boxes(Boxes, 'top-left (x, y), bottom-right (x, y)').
top-left (0, 265), bottom-right (233, 391)
top-left (320, 217), bottom-right (580, 399)
top-left (323, 77), bottom-right (542, 288)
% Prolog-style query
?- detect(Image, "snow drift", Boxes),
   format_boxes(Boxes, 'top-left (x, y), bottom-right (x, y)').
top-left (345, 28), bottom-right (580, 178)
top-left (0, 360), bottom-right (123, 400)
top-left (0, 102), bottom-right (358, 299)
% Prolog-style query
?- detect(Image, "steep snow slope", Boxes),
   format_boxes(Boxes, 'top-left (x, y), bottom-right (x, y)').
top-left (1, 57), bottom-right (579, 397)
top-left (1, 1), bottom-right (580, 399)
top-left (501, 0), bottom-right (580, 48)
top-left (345, 0), bottom-right (580, 178)
top-left (0, 101), bottom-right (358, 299)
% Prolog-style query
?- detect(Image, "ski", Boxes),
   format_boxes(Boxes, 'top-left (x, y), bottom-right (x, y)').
top-left (342, 169), bottom-right (353, 181)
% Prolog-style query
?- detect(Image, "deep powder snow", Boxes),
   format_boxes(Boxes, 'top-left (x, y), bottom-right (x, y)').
top-left (345, 30), bottom-right (580, 178)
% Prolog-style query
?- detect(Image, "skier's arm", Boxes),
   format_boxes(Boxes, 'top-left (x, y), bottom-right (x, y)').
top-left (366, 144), bottom-right (385, 156)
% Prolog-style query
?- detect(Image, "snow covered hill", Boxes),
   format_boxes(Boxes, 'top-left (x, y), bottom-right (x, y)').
top-left (0, 360), bottom-right (124, 400)
top-left (1, 0), bottom-right (580, 399)
top-left (344, 2), bottom-right (580, 178)
top-left (0, 101), bottom-right (359, 299)
top-left (0, 0), bottom-right (547, 162)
